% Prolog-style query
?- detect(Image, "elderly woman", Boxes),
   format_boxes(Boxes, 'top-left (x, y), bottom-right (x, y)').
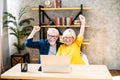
top-left (56, 15), bottom-right (86, 64)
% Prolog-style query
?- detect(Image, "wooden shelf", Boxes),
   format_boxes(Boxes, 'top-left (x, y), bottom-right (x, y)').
top-left (40, 25), bottom-right (90, 28)
top-left (82, 41), bottom-right (90, 45)
top-left (32, 7), bottom-right (90, 11)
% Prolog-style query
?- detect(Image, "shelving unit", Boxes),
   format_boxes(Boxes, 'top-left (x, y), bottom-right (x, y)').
top-left (32, 5), bottom-right (90, 45)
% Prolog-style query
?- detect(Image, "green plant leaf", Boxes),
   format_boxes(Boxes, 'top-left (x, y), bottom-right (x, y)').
top-left (18, 12), bottom-right (26, 20)
top-left (9, 27), bottom-right (17, 33)
top-left (3, 6), bottom-right (35, 54)
top-left (13, 43), bottom-right (25, 54)
top-left (10, 33), bottom-right (18, 38)
top-left (19, 18), bottom-right (34, 26)
top-left (3, 20), bottom-right (17, 26)
top-left (3, 12), bottom-right (16, 20)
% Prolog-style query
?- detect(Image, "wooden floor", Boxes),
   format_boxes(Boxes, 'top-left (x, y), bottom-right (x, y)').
top-left (109, 70), bottom-right (120, 80)
top-left (109, 70), bottom-right (120, 76)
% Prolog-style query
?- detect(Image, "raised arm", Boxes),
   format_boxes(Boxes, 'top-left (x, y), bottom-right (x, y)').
top-left (78, 15), bottom-right (86, 36)
top-left (27, 26), bottom-right (41, 39)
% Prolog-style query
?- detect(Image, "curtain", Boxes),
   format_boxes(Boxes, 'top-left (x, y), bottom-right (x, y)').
top-left (0, 0), bottom-right (4, 74)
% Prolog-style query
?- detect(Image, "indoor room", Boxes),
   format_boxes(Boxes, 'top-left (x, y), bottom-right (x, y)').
top-left (0, 0), bottom-right (120, 80)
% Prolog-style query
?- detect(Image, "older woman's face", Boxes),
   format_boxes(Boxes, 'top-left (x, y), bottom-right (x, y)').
top-left (47, 31), bottom-right (59, 46)
top-left (63, 35), bottom-right (74, 46)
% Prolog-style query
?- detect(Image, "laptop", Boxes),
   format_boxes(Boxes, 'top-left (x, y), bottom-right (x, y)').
top-left (40, 55), bottom-right (72, 73)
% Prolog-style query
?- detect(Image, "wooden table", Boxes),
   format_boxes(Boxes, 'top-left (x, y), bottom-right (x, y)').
top-left (1, 64), bottom-right (112, 80)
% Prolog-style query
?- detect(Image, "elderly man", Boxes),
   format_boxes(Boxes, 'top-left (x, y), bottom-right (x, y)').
top-left (25, 26), bottom-right (61, 63)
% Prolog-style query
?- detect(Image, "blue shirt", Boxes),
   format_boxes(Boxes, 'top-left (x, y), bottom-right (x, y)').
top-left (24, 38), bottom-right (62, 63)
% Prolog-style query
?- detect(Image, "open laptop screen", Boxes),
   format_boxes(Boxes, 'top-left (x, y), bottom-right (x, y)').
top-left (40, 55), bottom-right (72, 73)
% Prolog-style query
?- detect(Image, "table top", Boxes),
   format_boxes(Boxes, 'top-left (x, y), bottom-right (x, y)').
top-left (1, 64), bottom-right (112, 80)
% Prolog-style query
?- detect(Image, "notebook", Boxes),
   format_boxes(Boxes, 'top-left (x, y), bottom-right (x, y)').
top-left (40, 55), bottom-right (72, 73)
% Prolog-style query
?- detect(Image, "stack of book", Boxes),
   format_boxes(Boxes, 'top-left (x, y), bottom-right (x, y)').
top-left (55, 0), bottom-right (62, 8)
top-left (55, 17), bottom-right (72, 26)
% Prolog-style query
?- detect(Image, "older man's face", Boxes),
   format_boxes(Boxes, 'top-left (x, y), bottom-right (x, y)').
top-left (47, 31), bottom-right (59, 46)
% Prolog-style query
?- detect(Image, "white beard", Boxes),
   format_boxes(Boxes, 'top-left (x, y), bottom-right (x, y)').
top-left (49, 40), bottom-right (56, 46)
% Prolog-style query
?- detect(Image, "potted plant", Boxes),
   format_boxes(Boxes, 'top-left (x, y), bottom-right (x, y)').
top-left (3, 6), bottom-right (34, 54)
top-left (3, 7), bottom-right (35, 66)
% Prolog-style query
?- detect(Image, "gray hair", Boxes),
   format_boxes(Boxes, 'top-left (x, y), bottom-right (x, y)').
top-left (62, 28), bottom-right (76, 41)
top-left (47, 28), bottom-right (59, 35)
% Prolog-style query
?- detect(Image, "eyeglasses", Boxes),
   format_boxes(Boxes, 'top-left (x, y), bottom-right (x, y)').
top-left (47, 34), bottom-right (58, 38)
top-left (63, 36), bottom-right (73, 39)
